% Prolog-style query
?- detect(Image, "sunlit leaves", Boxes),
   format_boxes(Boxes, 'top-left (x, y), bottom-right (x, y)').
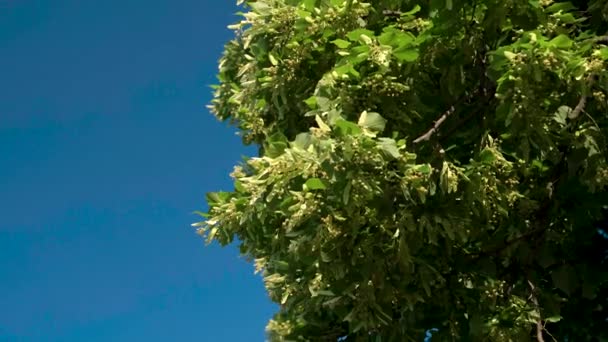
top-left (357, 111), bottom-right (386, 133)
top-left (200, 0), bottom-right (608, 340)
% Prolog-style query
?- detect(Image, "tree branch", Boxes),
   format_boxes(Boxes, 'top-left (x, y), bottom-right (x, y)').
top-left (469, 226), bottom-right (547, 260)
top-left (413, 106), bottom-right (456, 144)
top-left (527, 280), bottom-right (545, 342)
top-left (568, 94), bottom-right (587, 119)
top-left (597, 36), bottom-right (608, 43)
top-left (589, 35), bottom-right (608, 44)
top-left (382, 10), bottom-right (402, 17)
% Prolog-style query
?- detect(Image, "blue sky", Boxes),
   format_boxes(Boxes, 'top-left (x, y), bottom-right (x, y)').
top-left (0, 1), bottom-right (276, 341)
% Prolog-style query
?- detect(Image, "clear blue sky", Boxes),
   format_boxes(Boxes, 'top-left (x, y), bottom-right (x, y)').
top-left (0, 1), bottom-right (276, 341)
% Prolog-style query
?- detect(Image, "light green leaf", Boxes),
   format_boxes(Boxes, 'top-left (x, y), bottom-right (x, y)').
top-left (316, 96), bottom-right (331, 110)
top-left (404, 5), bottom-right (421, 15)
top-left (304, 96), bottom-right (317, 109)
top-left (413, 164), bottom-right (432, 174)
top-left (378, 29), bottom-right (414, 48)
top-left (504, 51), bottom-right (517, 60)
top-left (268, 53), bottom-right (278, 66)
top-left (377, 138), bottom-right (400, 159)
top-left (357, 111), bottom-right (386, 132)
top-left (392, 46), bottom-right (419, 62)
top-left (206, 191), bottom-right (231, 205)
top-left (346, 28), bottom-right (375, 42)
top-left (545, 316), bottom-right (562, 323)
top-left (301, 0), bottom-right (316, 11)
top-left (554, 105), bottom-right (571, 125)
top-left (596, 47), bottom-right (608, 60)
top-left (331, 39), bottom-right (351, 49)
top-left (549, 34), bottom-right (573, 49)
top-left (292, 132), bottom-right (313, 150)
top-left (304, 178), bottom-right (327, 190)
top-left (317, 290), bottom-right (334, 296)
top-left (315, 115), bottom-right (331, 132)
top-left (359, 34), bottom-right (373, 45)
top-left (334, 63), bottom-right (359, 78)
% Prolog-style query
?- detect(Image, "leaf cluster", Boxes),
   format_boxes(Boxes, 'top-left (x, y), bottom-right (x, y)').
top-left (198, 0), bottom-right (608, 340)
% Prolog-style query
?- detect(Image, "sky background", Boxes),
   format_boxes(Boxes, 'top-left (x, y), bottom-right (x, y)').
top-left (0, 1), bottom-right (277, 341)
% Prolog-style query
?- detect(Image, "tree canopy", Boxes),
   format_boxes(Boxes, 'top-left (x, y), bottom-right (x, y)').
top-left (195, 0), bottom-right (608, 340)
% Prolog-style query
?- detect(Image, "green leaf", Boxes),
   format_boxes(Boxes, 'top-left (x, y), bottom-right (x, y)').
top-left (346, 28), bottom-right (375, 42)
top-left (268, 53), bottom-right (278, 66)
top-left (503, 51), bottom-right (517, 60)
top-left (479, 148), bottom-right (496, 164)
top-left (334, 63), bottom-right (359, 78)
top-left (304, 178), bottom-right (327, 190)
top-left (413, 164), bottom-right (432, 174)
top-left (544, 316), bottom-right (562, 323)
top-left (596, 47), bottom-right (608, 60)
top-left (206, 191), bottom-right (231, 205)
top-left (304, 96), bottom-right (317, 109)
top-left (315, 115), bottom-right (331, 132)
top-left (549, 34), bottom-right (573, 49)
top-left (343, 180), bottom-right (352, 205)
top-left (358, 111), bottom-right (386, 132)
top-left (334, 119), bottom-right (362, 136)
top-left (545, 2), bottom-right (576, 13)
top-left (404, 5), bottom-right (421, 15)
top-left (316, 96), bottom-right (331, 110)
top-left (554, 105), bottom-right (571, 125)
top-left (292, 132), bottom-right (313, 149)
top-left (331, 39), bottom-right (351, 49)
top-left (392, 46), bottom-right (419, 62)
top-left (234, 180), bottom-right (245, 193)
top-left (300, 0), bottom-right (316, 11)
top-left (265, 132), bottom-right (289, 157)
top-left (192, 210), bottom-right (209, 218)
top-left (378, 28), bottom-right (414, 48)
top-left (377, 138), bottom-right (400, 159)
top-left (556, 13), bottom-right (578, 24)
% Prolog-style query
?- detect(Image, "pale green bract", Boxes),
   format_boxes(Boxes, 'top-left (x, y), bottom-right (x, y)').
top-left (197, 0), bottom-right (608, 340)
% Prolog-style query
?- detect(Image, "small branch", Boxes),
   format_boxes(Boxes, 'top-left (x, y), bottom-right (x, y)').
top-left (469, 226), bottom-right (547, 260)
top-left (382, 10), bottom-right (402, 17)
top-left (591, 35), bottom-right (608, 43)
top-left (569, 73), bottom-right (595, 120)
top-left (413, 106), bottom-right (456, 144)
top-left (527, 280), bottom-right (545, 342)
top-left (568, 92), bottom-right (587, 119)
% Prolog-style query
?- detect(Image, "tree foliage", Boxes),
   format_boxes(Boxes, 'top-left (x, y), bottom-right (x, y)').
top-left (195, 0), bottom-right (608, 340)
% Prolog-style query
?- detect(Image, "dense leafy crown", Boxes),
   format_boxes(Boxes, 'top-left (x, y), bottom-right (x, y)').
top-left (195, 0), bottom-right (608, 340)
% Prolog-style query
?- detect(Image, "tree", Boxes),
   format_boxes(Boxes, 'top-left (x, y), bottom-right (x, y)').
top-left (195, 0), bottom-right (608, 340)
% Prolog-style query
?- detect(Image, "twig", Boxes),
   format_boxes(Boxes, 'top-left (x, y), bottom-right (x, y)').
top-left (569, 73), bottom-right (596, 120)
top-left (591, 35), bottom-right (608, 43)
top-left (568, 92), bottom-right (587, 119)
top-left (413, 106), bottom-right (456, 144)
top-left (527, 280), bottom-right (545, 342)
top-left (469, 226), bottom-right (546, 259)
top-left (382, 10), bottom-right (402, 17)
